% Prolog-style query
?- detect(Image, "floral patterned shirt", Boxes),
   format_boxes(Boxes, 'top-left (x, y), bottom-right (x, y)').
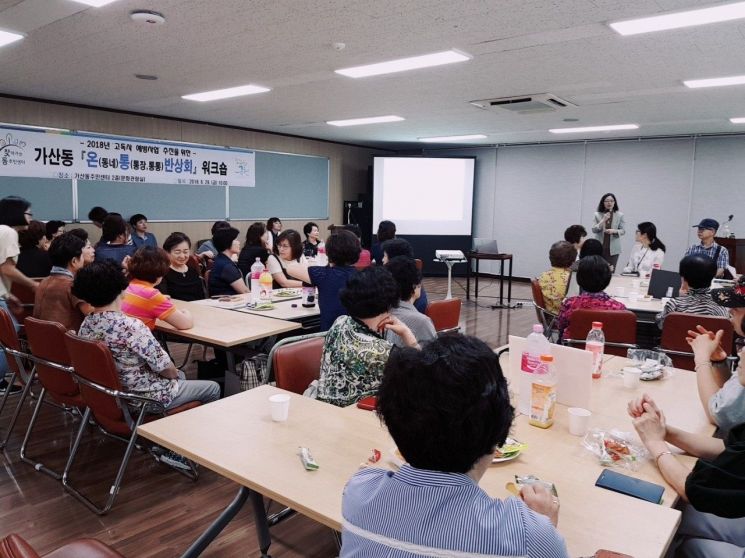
top-left (318, 315), bottom-right (393, 407)
top-left (556, 292), bottom-right (627, 339)
top-left (537, 267), bottom-right (570, 315)
top-left (78, 311), bottom-right (178, 406)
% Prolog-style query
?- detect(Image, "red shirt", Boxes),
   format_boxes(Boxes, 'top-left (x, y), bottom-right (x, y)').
top-left (557, 292), bottom-right (626, 339)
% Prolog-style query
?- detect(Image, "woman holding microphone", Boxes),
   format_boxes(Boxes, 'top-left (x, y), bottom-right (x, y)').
top-left (592, 193), bottom-right (625, 271)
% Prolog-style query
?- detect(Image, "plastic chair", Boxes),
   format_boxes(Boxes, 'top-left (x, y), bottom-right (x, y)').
top-left (530, 278), bottom-right (557, 338)
top-left (562, 308), bottom-right (638, 356)
top-left (414, 258), bottom-right (423, 271)
top-left (658, 312), bottom-right (735, 371)
top-left (0, 533), bottom-right (125, 558)
top-left (266, 332), bottom-right (327, 394)
top-left (425, 299), bottom-right (461, 334)
top-left (20, 317), bottom-right (84, 479)
top-left (0, 308), bottom-right (35, 450)
top-left (10, 281), bottom-right (37, 322)
top-left (62, 332), bottom-right (201, 515)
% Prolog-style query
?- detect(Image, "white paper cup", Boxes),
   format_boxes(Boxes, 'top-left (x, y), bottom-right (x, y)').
top-left (269, 393), bottom-right (291, 422)
top-left (622, 367), bottom-right (642, 389)
top-left (631, 279), bottom-right (641, 290)
top-left (568, 407), bottom-right (591, 436)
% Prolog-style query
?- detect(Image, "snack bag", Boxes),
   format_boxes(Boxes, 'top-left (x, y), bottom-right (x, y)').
top-left (582, 428), bottom-right (647, 470)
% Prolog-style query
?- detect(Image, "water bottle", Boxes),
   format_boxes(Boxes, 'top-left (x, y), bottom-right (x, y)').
top-left (259, 267), bottom-right (273, 301)
top-left (529, 354), bottom-right (557, 429)
top-left (317, 242), bottom-right (327, 266)
top-left (586, 322), bottom-right (605, 379)
top-left (519, 324), bottom-right (551, 415)
top-left (250, 258), bottom-right (264, 303)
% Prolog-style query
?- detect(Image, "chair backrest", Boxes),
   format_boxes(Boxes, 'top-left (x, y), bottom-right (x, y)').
top-left (63, 332), bottom-right (132, 435)
top-left (10, 282), bottom-right (36, 321)
top-left (530, 278), bottom-right (549, 327)
top-left (425, 299), bottom-right (462, 333)
top-left (24, 317), bottom-right (79, 400)
top-left (414, 258), bottom-right (423, 271)
top-left (566, 309), bottom-right (638, 356)
top-left (272, 335), bottom-right (325, 394)
top-left (0, 307), bottom-right (24, 379)
top-left (0, 533), bottom-right (42, 558)
top-left (660, 312), bottom-right (734, 370)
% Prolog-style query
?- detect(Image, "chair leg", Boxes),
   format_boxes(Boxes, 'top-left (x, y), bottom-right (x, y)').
top-left (0, 368), bottom-right (36, 450)
top-left (62, 407), bottom-right (147, 515)
top-left (19, 388), bottom-right (64, 480)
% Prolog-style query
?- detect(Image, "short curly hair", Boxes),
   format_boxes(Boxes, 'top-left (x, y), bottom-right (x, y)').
top-left (127, 246), bottom-right (170, 283)
top-left (72, 260), bottom-right (129, 307)
top-left (385, 255), bottom-right (421, 301)
top-left (563, 224), bottom-right (586, 245)
top-left (377, 335), bottom-right (514, 473)
top-left (549, 241), bottom-right (577, 269)
top-left (340, 266), bottom-right (399, 318)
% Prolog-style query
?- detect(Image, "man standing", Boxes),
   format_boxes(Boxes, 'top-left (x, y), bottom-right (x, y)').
top-left (685, 218), bottom-right (729, 278)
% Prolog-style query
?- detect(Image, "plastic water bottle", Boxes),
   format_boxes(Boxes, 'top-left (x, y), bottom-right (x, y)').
top-left (529, 354), bottom-right (557, 429)
top-left (259, 267), bottom-right (273, 301)
top-left (586, 322), bottom-right (605, 379)
top-left (317, 243), bottom-right (327, 266)
top-left (519, 324), bottom-right (550, 415)
top-left (250, 258), bottom-right (264, 303)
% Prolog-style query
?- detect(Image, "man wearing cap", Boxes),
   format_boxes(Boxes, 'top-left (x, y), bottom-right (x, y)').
top-left (685, 218), bottom-right (730, 278)
top-left (687, 276), bottom-right (745, 433)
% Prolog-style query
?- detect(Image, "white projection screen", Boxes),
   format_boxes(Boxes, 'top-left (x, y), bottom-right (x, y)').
top-left (372, 157), bottom-right (475, 236)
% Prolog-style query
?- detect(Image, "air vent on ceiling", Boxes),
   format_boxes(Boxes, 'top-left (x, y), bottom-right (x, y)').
top-left (470, 93), bottom-right (576, 114)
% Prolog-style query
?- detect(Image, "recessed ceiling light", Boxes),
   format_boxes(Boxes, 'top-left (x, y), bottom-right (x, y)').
top-left (730, 117), bottom-right (745, 124)
top-left (130, 10), bottom-right (166, 25)
top-left (0, 30), bottom-right (24, 48)
top-left (683, 74), bottom-right (745, 88)
top-left (335, 49), bottom-right (471, 78)
top-left (419, 134), bottom-right (487, 143)
top-left (610, 2), bottom-right (745, 35)
top-left (326, 115), bottom-right (404, 127)
top-left (549, 124), bottom-right (639, 134)
top-left (182, 84), bottom-right (271, 102)
top-left (69, 0), bottom-right (121, 6)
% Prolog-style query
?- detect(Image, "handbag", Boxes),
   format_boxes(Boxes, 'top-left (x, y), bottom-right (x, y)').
top-left (239, 353), bottom-right (269, 391)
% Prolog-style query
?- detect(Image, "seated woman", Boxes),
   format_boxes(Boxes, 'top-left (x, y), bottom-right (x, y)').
top-left (381, 238), bottom-right (428, 313)
top-left (385, 256), bottom-right (436, 347)
top-left (94, 213), bottom-right (136, 265)
top-left (237, 222), bottom-right (270, 278)
top-left (17, 220), bottom-right (52, 277)
top-left (286, 228), bottom-right (359, 331)
top-left (267, 229), bottom-right (307, 289)
top-left (195, 221), bottom-right (231, 260)
top-left (33, 232), bottom-right (93, 331)
top-left (344, 224), bottom-right (371, 268)
top-left (556, 255), bottom-right (626, 340)
top-left (45, 220), bottom-right (66, 242)
top-left (122, 246), bottom-right (193, 331)
top-left (157, 232), bottom-right (205, 302)
top-left (623, 221), bottom-right (665, 276)
top-left (317, 266), bottom-right (417, 407)
top-left (371, 219), bottom-right (395, 266)
top-left (628, 393), bottom-right (745, 557)
top-left (266, 217), bottom-right (282, 251)
top-left (342, 335), bottom-right (567, 557)
top-left (570, 238), bottom-right (603, 271)
top-left (302, 221), bottom-right (321, 258)
top-left (537, 241), bottom-right (576, 315)
top-left (129, 213), bottom-right (158, 249)
top-left (208, 226), bottom-right (249, 296)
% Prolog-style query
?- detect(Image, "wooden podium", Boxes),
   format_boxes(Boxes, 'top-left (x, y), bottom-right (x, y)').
top-left (715, 237), bottom-right (745, 274)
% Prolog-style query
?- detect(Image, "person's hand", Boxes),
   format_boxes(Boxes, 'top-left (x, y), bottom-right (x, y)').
top-left (376, 315), bottom-right (418, 347)
top-left (604, 228), bottom-right (615, 235)
top-left (520, 483), bottom-right (559, 527)
top-left (121, 255), bottom-right (131, 271)
top-left (686, 326), bottom-right (727, 362)
top-left (627, 393), bottom-right (658, 419)
top-left (632, 401), bottom-right (667, 448)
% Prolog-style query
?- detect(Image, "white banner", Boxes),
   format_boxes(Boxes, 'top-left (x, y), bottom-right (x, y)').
top-left (0, 126), bottom-right (256, 187)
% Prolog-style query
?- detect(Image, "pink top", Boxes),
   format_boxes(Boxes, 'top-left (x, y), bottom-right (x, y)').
top-left (556, 292), bottom-right (626, 339)
top-left (121, 279), bottom-right (176, 330)
top-left (356, 249), bottom-right (372, 268)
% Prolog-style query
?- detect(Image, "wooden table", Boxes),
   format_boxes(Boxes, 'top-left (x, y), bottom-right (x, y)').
top-left (608, 275), bottom-right (665, 315)
top-left (193, 293), bottom-right (321, 327)
top-left (465, 251), bottom-right (514, 308)
top-left (138, 378), bottom-right (704, 558)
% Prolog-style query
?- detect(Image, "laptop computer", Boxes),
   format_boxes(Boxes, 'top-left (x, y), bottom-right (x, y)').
top-left (647, 269), bottom-right (681, 299)
top-left (472, 238), bottom-right (499, 254)
top-left (508, 336), bottom-right (592, 410)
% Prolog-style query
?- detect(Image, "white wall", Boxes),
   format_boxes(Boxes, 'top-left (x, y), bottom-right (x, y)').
top-left (425, 135), bottom-right (745, 278)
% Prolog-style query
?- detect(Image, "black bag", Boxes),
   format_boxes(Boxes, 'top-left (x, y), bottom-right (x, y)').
top-left (196, 358), bottom-right (225, 380)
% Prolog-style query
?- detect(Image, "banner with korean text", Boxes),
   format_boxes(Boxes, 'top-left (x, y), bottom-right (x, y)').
top-left (0, 126), bottom-right (256, 187)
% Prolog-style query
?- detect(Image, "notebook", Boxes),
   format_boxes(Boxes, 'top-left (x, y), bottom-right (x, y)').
top-left (508, 335), bottom-right (592, 410)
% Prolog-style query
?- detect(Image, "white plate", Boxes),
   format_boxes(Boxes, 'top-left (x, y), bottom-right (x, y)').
top-left (492, 437), bottom-right (522, 463)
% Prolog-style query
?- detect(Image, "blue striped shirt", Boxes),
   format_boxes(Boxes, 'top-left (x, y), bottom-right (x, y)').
top-left (341, 465), bottom-right (568, 558)
top-left (685, 242), bottom-right (729, 271)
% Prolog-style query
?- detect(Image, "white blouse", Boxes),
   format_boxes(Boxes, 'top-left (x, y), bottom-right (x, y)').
top-left (623, 243), bottom-right (665, 276)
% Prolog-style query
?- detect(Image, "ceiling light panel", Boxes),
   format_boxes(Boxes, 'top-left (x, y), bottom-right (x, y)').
top-left (182, 84), bottom-right (271, 102)
top-left (549, 124), bottom-right (639, 134)
top-left (419, 134), bottom-right (487, 142)
top-left (327, 115), bottom-right (404, 127)
top-left (610, 2), bottom-right (745, 35)
top-left (730, 117), bottom-right (745, 123)
top-left (683, 75), bottom-right (745, 88)
top-left (335, 50), bottom-right (470, 78)
top-left (68, 0), bottom-right (121, 6)
top-left (0, 30), bottom-right (23, 48)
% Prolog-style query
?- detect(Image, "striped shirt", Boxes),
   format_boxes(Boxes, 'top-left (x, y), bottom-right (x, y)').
top-left (655, 287), bottom-right (730, 328)
top-left (122, 279), bottom-right (176, 330)
top-left (685, 242), bottom-right (729, 271)
top-left (341, 465), bottom-right (568, 558)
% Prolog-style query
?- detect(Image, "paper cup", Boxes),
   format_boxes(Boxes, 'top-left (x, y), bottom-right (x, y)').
top-left (631, 279), bottom-right (641, 290)
top-left (568, 407), bottom-right (591, 436)
top-left (269, 393), bottom-right (291, 422)
top-left (622, 367), bottom-right (642, 389)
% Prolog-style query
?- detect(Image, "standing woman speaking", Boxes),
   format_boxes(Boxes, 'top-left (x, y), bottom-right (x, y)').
top-left (592, 193), bottom-right (625, 271)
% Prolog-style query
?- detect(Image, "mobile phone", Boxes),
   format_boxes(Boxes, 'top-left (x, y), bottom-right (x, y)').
top-left (595, 468), bottom-right (664, 504)
top-left (356, 396), bottom-right (377, 411)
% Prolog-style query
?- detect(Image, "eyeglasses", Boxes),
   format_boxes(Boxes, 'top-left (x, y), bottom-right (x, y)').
top-left (277, 243), bottom-right (290, 249)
